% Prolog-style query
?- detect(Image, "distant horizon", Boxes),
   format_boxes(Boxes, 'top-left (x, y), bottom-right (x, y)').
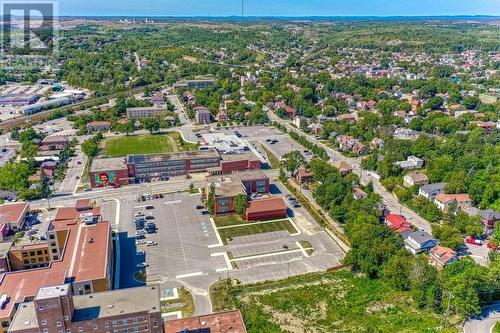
top-left (57, 0), bottom-right (500, 18)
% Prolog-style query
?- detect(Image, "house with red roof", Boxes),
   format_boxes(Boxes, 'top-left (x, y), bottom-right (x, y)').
top-left (384, 214), bottom-right (412, 234)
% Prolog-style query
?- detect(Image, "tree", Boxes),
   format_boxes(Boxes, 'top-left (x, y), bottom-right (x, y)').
top-left (81, 139), bottom-right (98, 158)
top-left (141, 117), bottom-right (160, 133)
top-left (233, 194), bottom-right (248, 217)
top-left (281, 150), bottom-right (305, 176)
top-left (279, 167), bottom-right (287, 183)
top-left (463, 96), bottom-right (480, 110)
top-left (382, 252), bottom-right (412, 291)
top-left (207, 183), bottom-right (215, 215)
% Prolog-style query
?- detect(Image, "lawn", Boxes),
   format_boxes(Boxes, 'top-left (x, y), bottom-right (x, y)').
top-left (103, 133), bottom-right (197, 157)
top-left (160, 287), bottom-right (195, 318)
top-left (261, 144), bottom-right (281, 169)
top-left (210, 270), bottom-right (462, 333)
top-left (214, 214), bottom-right (247, 227)
top-left (215, 217), bottom-right (297, 244)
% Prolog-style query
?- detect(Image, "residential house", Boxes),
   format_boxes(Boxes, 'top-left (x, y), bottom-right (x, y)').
top-left (194, 106), bottom-right (211, 124)
top-left (429, 246), bottom-right (458, 269)
top-left (384, 214), bottom-right (412, 234)
top-left (39, 136), bottom-right (70, 151)
top-left (331, 160), bottom-right (352, 176)
top-left (395, 156), bottom-right (424, 170)
top-left (404, 231), bottom-right (438, 254)
top-left (472, 121), bottom-right (496, 134)
top-left (434, 193), bottom-right (472, 212)
top-left (370, 138), bottom-right (385, 150)
top-left (403, 172), bottom-right (429, 187)
top-left (479, 209), bottom-right (500, 234)
top-left (418, 183), bottom-right (446, 200)
top-left (352, 188), bottom-right (368, 200)
top-left (352, 142), bottom-right (369, 155)
top-left (295, 167), bottom-right (313, 184)
top-left (86, 121), bottom-right (111, 132)
top-left (294, 116), bottom-right (308, 128)
top-left (393, 128), bottom-right (420, 141)
top-left (308, 122), bottom-right (322, 135)
top-left (215, 110), bottom-right (229, 122)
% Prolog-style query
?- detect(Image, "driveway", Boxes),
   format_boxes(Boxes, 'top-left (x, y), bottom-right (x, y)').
top-left (463, 303), bottom-right (500, 333)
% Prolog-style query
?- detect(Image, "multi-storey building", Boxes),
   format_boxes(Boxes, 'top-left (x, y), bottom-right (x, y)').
top-left (126, 107), bottom-right (168, 119)
top-left (0, 202), bottom-right (113, 333)
top-left (8, 285), bottom-right (162, 333)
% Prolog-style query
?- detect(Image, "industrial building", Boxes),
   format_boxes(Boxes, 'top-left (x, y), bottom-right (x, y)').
top-left (126, 106), bottom-right (168, 119)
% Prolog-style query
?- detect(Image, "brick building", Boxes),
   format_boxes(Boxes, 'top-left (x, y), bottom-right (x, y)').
top-left (245, 197), bottom-right (287, 221)
top-left (86, 121), bottom-right (111, 132)
top-left (0, 203), bottom-right (113, 332)
top-left (89, 158), bottom-right (130, 188)
top-left (165, 310), bottom-right (246, 333)
top-left (0, 202), bottom-right (29, 231)
top-left (126, 107), bottom-right (168, 119)
top-left (8, 285), bottom-right (161, 333)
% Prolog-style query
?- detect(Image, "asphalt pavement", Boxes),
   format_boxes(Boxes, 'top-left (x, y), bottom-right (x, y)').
top-left (463, 302), bottom-right (500, 333)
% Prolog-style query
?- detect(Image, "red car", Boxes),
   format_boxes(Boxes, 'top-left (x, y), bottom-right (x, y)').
top-left (487, 242), bottom-right (498, 250)
top-left (465, 236), bottom-right (482, 246)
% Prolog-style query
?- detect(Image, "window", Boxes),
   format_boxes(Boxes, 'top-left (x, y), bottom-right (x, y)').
top-left (133, 319), bottom-right (137, 323)
top-left (78, 327), bottom-right (83, 332)
top-left (104, 322), bottom-right (109, 328)
top-left (134, 328), bottom-right (138, 332)
top-left (112, 321), bottom-right (117, 327)
top-left (123, 329), bottom-right (128, 333)
top-left (43, 329), bottom-right (48, 333)
top-left (30, 251), bottom-right (35, 256)
top-left (122, 320), bottom-right (127, 325)
top-left (39, 305), bottom-right (44, 311)
top-left (22, 252), bottom-right (28, 258)
top-left (153, 322), bottom-right (158, 328)
top-left (44, 249), bottom-right (48, 254)
top-left (52, 249), bottom-right (58, 254)
top-left (64, 316), bottom-right (69, 321)
top-left (58, 330), bottom-right (63, 333)
top-left (23, 259), bottom-right (29, 264)
top-left (66, 329), bottom-right (71, 333)
top-left (56, 321), bottom-right (62, 327)
top-left (41, 320), bottom-right (47, 326)
top-left (93, 324), bottom-right (98, 330)
top-left (53, 255), bottom-right (59, 260)
top-left (37, 250), bottom-right (43, 255)
top-left (49, 234), bottom-right (55, 240)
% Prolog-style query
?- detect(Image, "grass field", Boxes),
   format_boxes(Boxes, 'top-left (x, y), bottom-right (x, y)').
top-left (160, 287), bottom-right (194, 318)
top-left (103, 133), bottom-right (197, 157)
top-left (261, 145), bottom-right (281, 169)
top-left (215, 217), bottom-right (297, 244)
top-left (214, 214), bottom-right (247, 227)
top-left (210, 270), bottom-right (463, 333)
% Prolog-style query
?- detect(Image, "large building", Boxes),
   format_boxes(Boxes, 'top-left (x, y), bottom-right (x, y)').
top-left (165, 310), bottom-right (246, 333)
top-left (245, 197), bottom-right (287, 221)
top-left (126, 107), bottom-right (168, 119)
top-left (0, 94), bottom-right (37, 107)
top-left (0, 202), bottom-right (29, 231)
top-left (89, 158), bottom-right (130, 188)
top-left (127, 150), bottom-right (221, 182)
top-left (8, 285), bottom-right (162, 333)
top-left (206, 170), bottom-right (270, 215)
top-left (21, 98), bottom-right (72, 115)
top-left (0, 202), bottom-right (113, 332)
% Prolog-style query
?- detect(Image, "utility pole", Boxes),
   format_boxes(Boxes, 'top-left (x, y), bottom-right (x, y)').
top-left (444, 291), bottom-right (452, 328)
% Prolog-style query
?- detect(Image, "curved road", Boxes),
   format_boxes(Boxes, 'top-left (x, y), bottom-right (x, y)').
top-left (463, 303), bottom-right (500, 333)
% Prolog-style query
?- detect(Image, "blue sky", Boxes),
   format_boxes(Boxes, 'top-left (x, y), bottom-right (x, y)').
top-left (59, 0), bottom-right (500, 17)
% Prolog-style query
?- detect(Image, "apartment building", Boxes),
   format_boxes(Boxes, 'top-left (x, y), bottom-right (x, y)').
top-left (126, 107), bottom-right (167, 119)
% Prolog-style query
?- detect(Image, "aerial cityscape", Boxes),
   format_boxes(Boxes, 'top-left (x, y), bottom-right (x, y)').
top-left (0, 0), bottom-right (499, 332)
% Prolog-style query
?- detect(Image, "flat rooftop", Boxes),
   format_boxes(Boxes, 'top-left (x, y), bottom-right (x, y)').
top-left (72, 285), bottom-right (160, 321)
top-left (207, 176), bottom-right (246, 197)
top-left (10, 286), bottom-right (160, 331)
top-left (90, 157), bottom-right (128, 172)
top-left (165, 310), bottom-right (247, 333)
top-left (128, 149), bottom-right (220, 164)
top-left (0, 207), bottom-right (110, 319)
top-left (0, 202), bottom-right (29, 224)
top-left (220, 151), bottom-right (258, 162)
top-left (201, 133), bottom-right (247, 153)
top-left (232, 169), bottom-right (268, 181)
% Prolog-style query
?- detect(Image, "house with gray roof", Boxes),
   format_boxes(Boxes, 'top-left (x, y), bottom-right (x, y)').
top-left (404, 231), bottom-right (438, 255)
top-left (418, 182), bottom-right (446, 201)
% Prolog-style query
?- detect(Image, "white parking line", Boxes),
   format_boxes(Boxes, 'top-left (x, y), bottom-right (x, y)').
top-left (211, 252), bottom-right (233, 272)
top-left (207, 217), bottom-right (223, 248)
top-left (163, 200), bottom-right (182, 205)
top-left (175, 272), bottom-right (203, 279)
top-left (230, 248), bottom-right (304, 262)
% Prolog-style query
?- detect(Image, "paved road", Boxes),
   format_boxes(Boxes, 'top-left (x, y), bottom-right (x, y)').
top-left (167, 94), bottom-right (198, 143)
top-left (269, 111), bottom-right (432, 233)
top-left (463, 303), bottom-right (500, 333)
top-left (56, 147), bottom-right (86, 195)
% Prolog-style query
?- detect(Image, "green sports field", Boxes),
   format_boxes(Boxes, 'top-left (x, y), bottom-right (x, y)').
top-left (103, 133), bottom-right (197, 157)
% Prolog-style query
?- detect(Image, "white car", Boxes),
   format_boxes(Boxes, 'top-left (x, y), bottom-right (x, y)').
top-left (146, 241), bottom-right (158, 246)
top-left (136, 262), bottom-right (148, 268)
top-left (135, 212), bottom-right (144, 217)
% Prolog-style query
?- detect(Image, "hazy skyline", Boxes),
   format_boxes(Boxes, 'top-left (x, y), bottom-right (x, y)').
top-left (59, 0), bottom-right (500, 17)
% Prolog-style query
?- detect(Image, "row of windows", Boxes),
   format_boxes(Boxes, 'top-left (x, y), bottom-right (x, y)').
top-left (23, 256), bottom-right (50, 264)
top-left (22, 249), bottom-right (48, 257)
top-left (136, 160), bottom-right (185, 167)
top-left (136, 165), bottom-right (186, 173)
top-left (189, 162), bottom-right (219, 169)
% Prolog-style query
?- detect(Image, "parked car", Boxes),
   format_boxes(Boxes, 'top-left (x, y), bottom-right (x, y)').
top-left (487, 242), bottom-right (498, 249)
top-left (136, 262), bottom-right (148, 268)
top-left (135, 212), bottom-right (144, 217)
top-left (201, 210), bottom-right (209, 215)
top-left (146, 228), bottom-right (157, 234)
top-left (145, 205), bottom-right (154, 210)
top-left (146, 241), bottom-right (158, 246)
top-left (145, 215), bottom-right (155, 220)
top-left (135, 233), bottom-right (146, 240)
top-left (135, 240), bottom-right (146, 245)
top-left (465, 236), bottom-right (482, 246)
top-left (293, 203), bottom-right (302, 208)
top-left (196, 205), bottom-right (204, 210)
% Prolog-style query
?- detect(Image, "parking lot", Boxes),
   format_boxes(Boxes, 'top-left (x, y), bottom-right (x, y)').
top-left (112, 180), bottom-right (345, 313)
